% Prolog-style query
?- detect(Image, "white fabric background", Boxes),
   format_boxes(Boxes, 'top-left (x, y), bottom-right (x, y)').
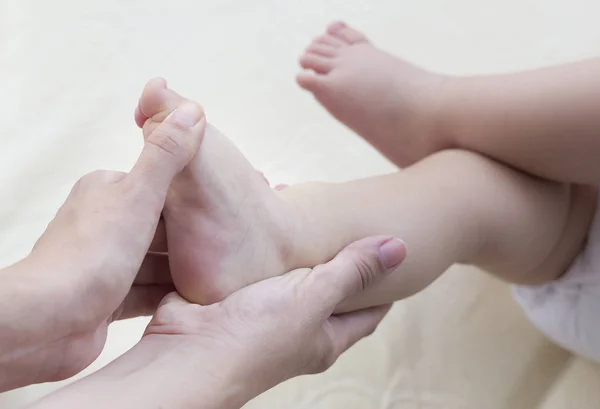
top-left (1, 0), bottom-right (600, 407)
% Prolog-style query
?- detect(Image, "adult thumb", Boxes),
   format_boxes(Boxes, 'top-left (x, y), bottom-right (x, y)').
top-left (305, 236), bottom-right (407, 313)
top-left (126, 101), bottom-right (206, 194)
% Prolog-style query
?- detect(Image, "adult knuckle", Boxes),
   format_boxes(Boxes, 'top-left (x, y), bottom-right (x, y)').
top-left (351, 255), bottom-right (378, 292)
top-left (105, 170), bottom-right (126, 183)
top-left (78, 171), bottom-right (98, 184)
top-left (71, 174), bottom-right (91, 194)
top-left (71, 177), bottom-right (84, 192)
top-left (146, 126), bottom-right (184, 157)
top-left (80, 169), bottom-right (121, 185)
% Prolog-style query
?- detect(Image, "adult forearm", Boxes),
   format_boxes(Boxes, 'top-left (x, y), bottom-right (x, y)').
top-left (27, 336), bottom-right (251, 409)
top-left (0, 257), bottom-right (64, 390)
top-left (0, 255), bottom-right (92, 390)
top-left (442, 58), bottom-right (600, 184)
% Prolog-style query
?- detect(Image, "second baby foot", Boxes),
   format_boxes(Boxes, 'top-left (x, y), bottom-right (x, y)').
top-left (136, 79), bottom-right (300, 304)
top-left (297, 22), bottom-right (448, 167)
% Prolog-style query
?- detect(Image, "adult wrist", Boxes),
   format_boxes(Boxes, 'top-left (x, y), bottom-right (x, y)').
top-left (0, 254), bottom-right (103, 390)
top-left (0, 256), bottom-right (70, 390)
top-left (108, 335), bottom-right (254, 409)
top-left (27, 334), bottom-right (254, 409)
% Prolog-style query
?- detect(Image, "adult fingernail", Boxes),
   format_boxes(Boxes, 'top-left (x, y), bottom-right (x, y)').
top-left (170, 102), bottom-right (204, 128)
top-left (378, 238), bottom-right (406, 270)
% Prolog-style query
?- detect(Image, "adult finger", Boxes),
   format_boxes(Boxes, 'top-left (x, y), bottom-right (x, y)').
top-left (319, 304), bottom-right (392, 369)
top-left (304, 236), bottom-right (406, 312)
top-left (125, 101), bottom-right (206, 196)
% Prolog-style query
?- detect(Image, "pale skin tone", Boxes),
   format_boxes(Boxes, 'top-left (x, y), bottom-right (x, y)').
top-left (298, 21), bottom-right (600, 185)
top-left (5, 18), bottom-right (600, 405)
top-left (27, 236), bottom-right (403, 409)
top-left (0, 101), bottom-right (205, 391)
top-left (135, 78), bottom-right (596, 312)
top-left (1, 98), bottom-right (403, 406)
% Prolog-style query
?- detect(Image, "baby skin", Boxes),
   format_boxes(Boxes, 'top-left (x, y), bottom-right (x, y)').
top-left (135, 78), bottom-right (297, 303)
top-left (135, 80), bottom-right (595, 313)
top-left (296, 21), bottom-right (600, 361)
top-left (297, 21), bottom-right (446, 167)
top-left (299, 21), bottom-right (600, 184)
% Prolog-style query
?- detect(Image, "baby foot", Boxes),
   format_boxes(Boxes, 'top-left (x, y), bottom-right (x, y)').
top-left (297, 22), bottom-right (448, 167)
top-left (136, 79), bottom-right (301, 304)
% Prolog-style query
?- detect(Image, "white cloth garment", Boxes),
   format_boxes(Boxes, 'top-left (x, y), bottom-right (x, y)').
top-left (514, 191), bottom-right (600, 363)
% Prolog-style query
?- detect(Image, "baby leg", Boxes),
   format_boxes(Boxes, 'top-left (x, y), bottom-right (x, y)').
top-left (280, 150), bottom-right (596, 312)
top-left (299, 23), bottom-right (600, 184)
top-left (135, 81), bottom-right (595, 311)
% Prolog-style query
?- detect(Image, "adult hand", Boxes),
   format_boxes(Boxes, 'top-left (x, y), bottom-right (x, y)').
top-left (0, 102), bottom-right (205, 391)
top-left (28, 235), bottom-right (405, 409)
top-left (147, 235), bottom-right (404, 407)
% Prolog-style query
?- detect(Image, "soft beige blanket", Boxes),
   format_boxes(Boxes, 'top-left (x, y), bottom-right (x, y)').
top-left (2, 0), bottom-right (600, 407)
